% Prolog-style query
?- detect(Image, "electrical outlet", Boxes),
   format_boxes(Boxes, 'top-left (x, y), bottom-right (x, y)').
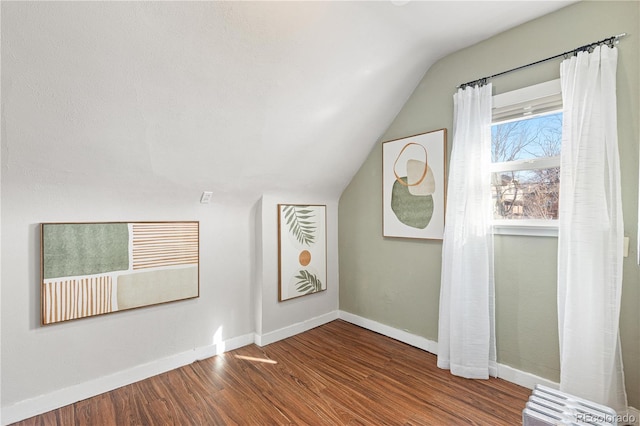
top-left (200, 191), bottom-right (213, 204)
top-left (623, 236), bottom-right (630, 257)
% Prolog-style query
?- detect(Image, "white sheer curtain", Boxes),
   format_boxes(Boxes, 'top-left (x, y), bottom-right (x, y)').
top-left (437, 83), bottom-right (496, 379)
top-left (558, 45), bottom-right (627, 412)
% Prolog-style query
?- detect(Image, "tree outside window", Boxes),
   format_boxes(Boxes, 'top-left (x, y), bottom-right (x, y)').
top-left (491, 112), bottom-right (562, 220)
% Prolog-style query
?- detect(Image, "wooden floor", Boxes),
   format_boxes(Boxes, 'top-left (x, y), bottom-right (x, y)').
top-left (14, 320), bottom-right (530, 425)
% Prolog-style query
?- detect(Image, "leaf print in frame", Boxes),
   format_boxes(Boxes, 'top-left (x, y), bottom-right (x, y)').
top-left (278, 204), bottom-right (327, 301)
top-left (283, 205), bottom-right (317, 246)
top-left (295, 270), bottom-right (323, 294)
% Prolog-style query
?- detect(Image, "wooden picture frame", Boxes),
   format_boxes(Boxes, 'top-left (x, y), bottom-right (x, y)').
top-left (41, 221), bottom-right (199, 325)
top-left (278, 204), bottom-right (327, 301)
top-left (382, 129), bottom-right (447, 239)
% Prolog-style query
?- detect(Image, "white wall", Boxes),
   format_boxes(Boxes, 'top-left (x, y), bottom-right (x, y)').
top-left (255, 194), bottom-right (340, 346)
top-left (0, 190), bottom-right (340, 424)
top-left (1, 3), bottom-right (341, 421)
top-left (0, 180), bottom-right (257, 418)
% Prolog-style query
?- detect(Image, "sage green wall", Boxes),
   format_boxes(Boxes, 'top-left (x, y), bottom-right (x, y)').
top-left (339, 1), bottom-right (640, 407)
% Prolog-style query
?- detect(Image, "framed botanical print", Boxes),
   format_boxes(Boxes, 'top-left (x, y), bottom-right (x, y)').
top-left (278, 204), bottom-right (327, 301)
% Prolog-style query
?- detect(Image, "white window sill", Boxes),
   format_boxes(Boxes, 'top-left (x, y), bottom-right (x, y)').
top-left (492, 220), bottom-right (558, 237)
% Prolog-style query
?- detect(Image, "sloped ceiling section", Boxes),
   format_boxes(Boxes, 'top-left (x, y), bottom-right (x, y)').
top-left (2, 1), bottom-right (574, 202)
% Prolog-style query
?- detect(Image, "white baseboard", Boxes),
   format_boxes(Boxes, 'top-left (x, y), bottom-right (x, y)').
top-left (338, 310), bottom-right (560, 392)
top-left (338, 311), bottom-right (438, 354)
top-left (2, 310), bottom-right (339, 425)
top-left (1, 332), bottom-right (254, 426)
top-left (194, 333), bottom-right (256, 360)
top-left (496, 363), bottom-right (559, 390)
top-left (4, 312), bottom-right (635, 426)
top-left (255, 310), bottom-right (339, 347)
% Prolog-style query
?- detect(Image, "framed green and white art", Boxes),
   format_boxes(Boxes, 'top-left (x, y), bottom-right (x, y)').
top-left (383, 129), bottom-right (447, 239)
top-left (41, 221), bottom-right (199, 325)
top-left (278, 204), bottom-right (327, 301)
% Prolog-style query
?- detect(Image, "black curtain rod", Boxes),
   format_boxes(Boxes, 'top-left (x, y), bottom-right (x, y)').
top-left (457, 33), bottom-right (627, 90)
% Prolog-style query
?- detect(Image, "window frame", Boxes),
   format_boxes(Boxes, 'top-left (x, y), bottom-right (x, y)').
top-left (491, 79), bottom-right (562, 237)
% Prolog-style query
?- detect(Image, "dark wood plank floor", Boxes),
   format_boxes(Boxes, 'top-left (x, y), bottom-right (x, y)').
top-left (13, 320), bottom-right (530, 425)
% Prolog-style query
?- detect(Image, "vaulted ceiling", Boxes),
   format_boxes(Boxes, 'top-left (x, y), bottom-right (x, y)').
top-left (3, 1), bottom-right (575, 203)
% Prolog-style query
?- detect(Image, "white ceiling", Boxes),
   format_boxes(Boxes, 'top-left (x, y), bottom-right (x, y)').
top-left (3, 1), bottom-right (576, 203)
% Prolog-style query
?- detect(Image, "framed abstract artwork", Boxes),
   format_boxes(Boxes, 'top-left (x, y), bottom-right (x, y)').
top-left (278, 204), bottom-right (327, 301)
top-left (382, 129), bottom-right (447, 239)
top-left (41, 221), bottom-right (199, 325)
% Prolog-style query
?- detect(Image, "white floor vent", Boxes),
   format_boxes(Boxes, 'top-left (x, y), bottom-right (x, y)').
top-left (523, 385), bottom-right (618, 426)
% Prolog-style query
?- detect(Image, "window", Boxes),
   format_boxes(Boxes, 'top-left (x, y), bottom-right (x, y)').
top-left (491, 79), bottom-right (562, 236)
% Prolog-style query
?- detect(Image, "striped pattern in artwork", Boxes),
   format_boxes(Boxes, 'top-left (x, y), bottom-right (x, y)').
top-left (132, 222), bottom-right (199, 270)
top-left (41, 276), bottom-right (113, 325)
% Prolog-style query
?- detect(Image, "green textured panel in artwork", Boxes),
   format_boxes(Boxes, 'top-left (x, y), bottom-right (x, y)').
top-left (43, 223), bottom-right (130, 279)
top-left (391, 178), bottom-right (433, 229)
